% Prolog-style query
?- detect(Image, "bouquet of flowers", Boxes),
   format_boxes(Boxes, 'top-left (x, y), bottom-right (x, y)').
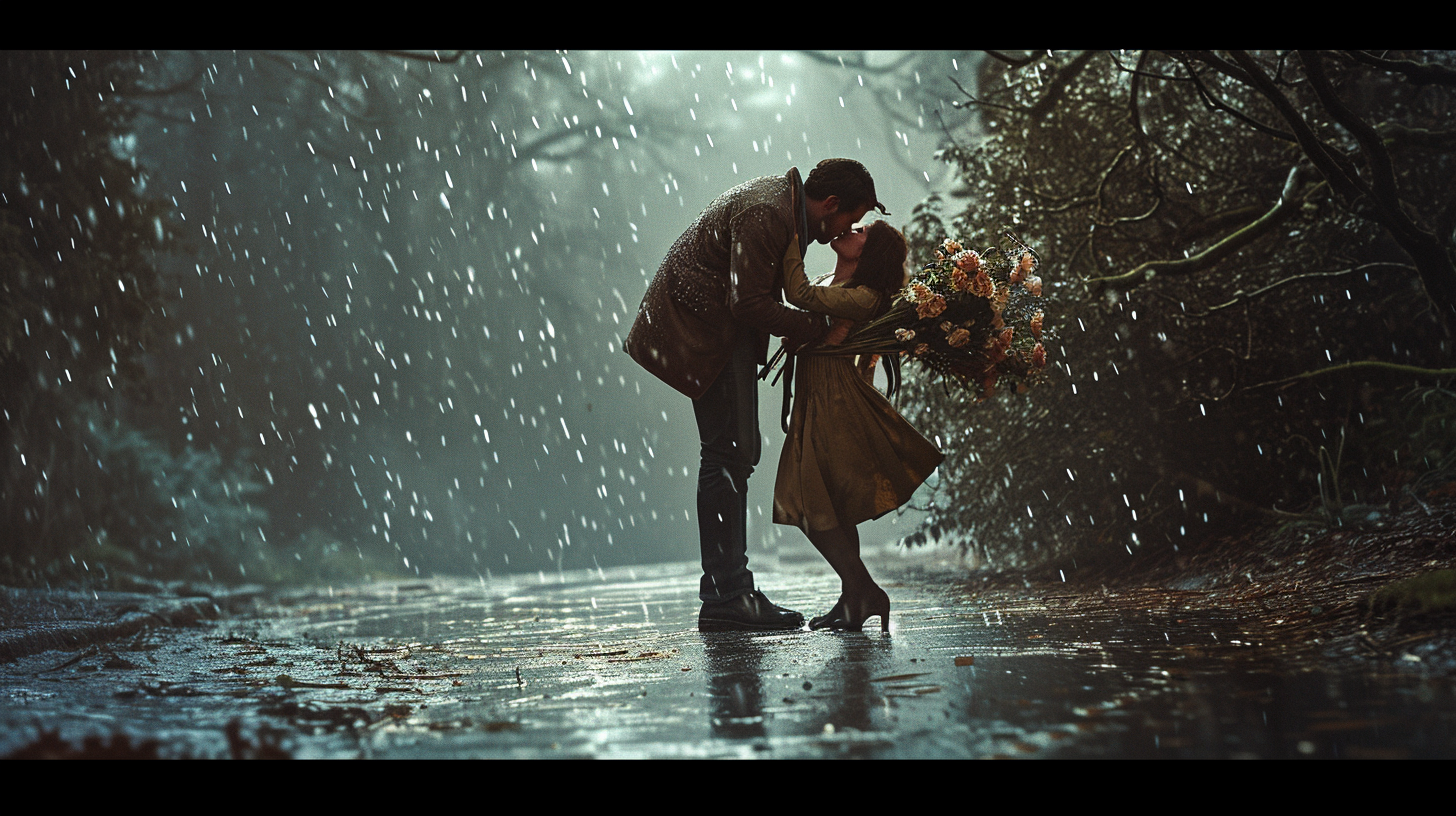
top-left (802, 232), bottom-right (1050, 402)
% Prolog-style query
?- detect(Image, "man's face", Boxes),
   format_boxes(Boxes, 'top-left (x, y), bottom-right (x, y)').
top-left (815, 199), bottom-right (873, 244)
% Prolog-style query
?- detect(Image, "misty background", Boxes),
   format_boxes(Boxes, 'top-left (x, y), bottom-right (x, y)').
top-left (3, 50), bottom-right (978, 583)
top-left (12, 50), bottom-right (1451, 589)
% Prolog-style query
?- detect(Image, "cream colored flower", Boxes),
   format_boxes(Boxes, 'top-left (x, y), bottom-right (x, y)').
top-left (1023, 276), bottom-right (1043, 297)
top-left (894, 328), bottom-right (917, 343)
top-left (991, 283), bottom-right (1011, 314)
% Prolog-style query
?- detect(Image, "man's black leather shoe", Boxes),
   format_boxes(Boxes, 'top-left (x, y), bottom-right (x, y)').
top-left (698, 590), bottom-right (805, 632)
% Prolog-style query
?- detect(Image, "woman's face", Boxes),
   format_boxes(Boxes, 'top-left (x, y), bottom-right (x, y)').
top-left (829, 225), bottom-right (868, 260)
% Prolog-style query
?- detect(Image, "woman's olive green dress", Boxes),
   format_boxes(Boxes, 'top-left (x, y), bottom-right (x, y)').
top-left (772, 242), bottom-right (944, 533)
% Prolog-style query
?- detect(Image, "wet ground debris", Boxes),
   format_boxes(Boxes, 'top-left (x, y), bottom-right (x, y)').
top-left (273, 674), bottom-right (350, 690)
top-left (224, 719), bottom-right (292, 759)
top-left (257, 699), bottom-right (391, 730)
top-left (334, 641), bottom-right (467, 681)
top-left (1, 718), bottom-right (288, 759)
top-left (4, 728), bottom-right (166, 759)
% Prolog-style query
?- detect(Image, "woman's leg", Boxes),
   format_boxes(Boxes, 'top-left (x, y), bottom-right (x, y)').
top-left (805, 524), bottom-right (873, 596)
top-left (805, 524), bottom-right (890, 631)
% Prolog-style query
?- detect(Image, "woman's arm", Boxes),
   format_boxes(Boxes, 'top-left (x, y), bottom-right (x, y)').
top-left (782, 237), bottom-right (882, 321)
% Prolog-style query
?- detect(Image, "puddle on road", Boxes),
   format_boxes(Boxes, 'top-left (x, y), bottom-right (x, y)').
top-left (3, 559), bottom-right (1454, 758)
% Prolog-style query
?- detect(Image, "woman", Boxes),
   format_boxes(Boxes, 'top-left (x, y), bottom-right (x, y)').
top-left (774, 221), bottom-right (944, 632)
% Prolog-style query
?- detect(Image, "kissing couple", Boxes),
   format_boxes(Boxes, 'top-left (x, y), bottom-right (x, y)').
top-left (626, 158), bottom-right (942, 633)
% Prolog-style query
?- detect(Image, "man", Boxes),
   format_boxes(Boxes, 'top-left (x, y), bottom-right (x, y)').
top-left (625, 158), bottom-right (885, 631)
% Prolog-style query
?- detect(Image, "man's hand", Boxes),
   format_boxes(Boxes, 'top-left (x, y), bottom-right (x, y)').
top-left (782, 314), bottom-right (831, 354)
top-left (824, 318), bottom-right (852, 347)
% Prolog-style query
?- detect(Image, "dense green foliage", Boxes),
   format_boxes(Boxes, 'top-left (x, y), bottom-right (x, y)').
top-left (899, 51), bottom-right (1456, 568)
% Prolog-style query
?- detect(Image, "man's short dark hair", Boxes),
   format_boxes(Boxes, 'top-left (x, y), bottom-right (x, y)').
top-left (804, 158), bottom-right (888, 215)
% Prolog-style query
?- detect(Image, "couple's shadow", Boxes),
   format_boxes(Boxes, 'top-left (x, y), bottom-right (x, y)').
top-left (702, 630), bottom-right (892, 740)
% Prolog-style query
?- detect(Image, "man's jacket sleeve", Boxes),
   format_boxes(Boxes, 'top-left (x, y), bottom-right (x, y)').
top-left (726, 202), bottom-right (822, 341)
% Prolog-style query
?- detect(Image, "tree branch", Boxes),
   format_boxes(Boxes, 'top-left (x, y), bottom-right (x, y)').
top-left (1339, 50), bottom-right (1456, 86)
top-left (1377, 123), bottom-right (1456, 149)
top-left (1087, 166), bottom-right (1313, 286)
top-left (379, 50), bottom-right (467, 64)
top-left (796, 51), bottom-right (916, 74)
top-left (1300, 51), bottom-right (1421, 243)
top-left (1221, 51), bottom-right (1370, 209)
top-left (1029, 50), bottom-right (1098, 119)
top-left (982, 50), bottom-right (1038, 68)
top-left (1248, 360), bottom-right (1456, 391)
top-left (947, 76), bottom-right (1024, 113)
top-left (1171, 53), bottom-right (1297, 142)
top-left (1184, 262), bottom-right (1416, 317)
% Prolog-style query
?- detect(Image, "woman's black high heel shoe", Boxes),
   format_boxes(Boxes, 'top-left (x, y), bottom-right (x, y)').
top-left (809, 589), bottom-right (890, 632)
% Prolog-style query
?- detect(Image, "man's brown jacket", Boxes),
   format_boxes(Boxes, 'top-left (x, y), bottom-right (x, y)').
top-left (624, 168), bottom-right (822, 399)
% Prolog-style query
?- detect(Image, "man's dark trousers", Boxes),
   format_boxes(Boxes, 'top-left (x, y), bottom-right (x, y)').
top-left (691, 331), bottom-right (760, 602)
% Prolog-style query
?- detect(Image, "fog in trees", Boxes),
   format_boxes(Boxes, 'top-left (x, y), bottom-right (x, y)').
top-left (3, 50), bottom-right (972, 584)
top-left (12, 49), bottom-right (1450, 590)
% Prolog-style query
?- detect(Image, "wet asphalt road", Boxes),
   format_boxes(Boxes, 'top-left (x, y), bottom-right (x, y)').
top-left (3, 544), bottom-right (1455, 758)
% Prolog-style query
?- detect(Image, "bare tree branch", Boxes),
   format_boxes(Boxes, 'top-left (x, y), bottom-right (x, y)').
top-left (1377, 123), bottom-right (1456, 149)
top-left (379, 50), bottom-right (467, 65)
top-left (947, 75), bottom-right (1024, 113)
top-left (1249, 360), bottom-right (1456, 391)
top-left (1029, 51), bottom-right (1098, 119)
top-left (1087, 166), bottom-right (1316, 286)
top-left (1185, 262), bottom-right (1416, 317)
top-left (1339, 50), bottom-right (1456, 85)
top-left (1220, 51), bottom-right (1371, 209)
top-left (982, 50), bottom-right (1038, 68)
top-left (796, 51), bottom-right (915, 74)
top-left (1171, 53), bottom-right (1297, 143)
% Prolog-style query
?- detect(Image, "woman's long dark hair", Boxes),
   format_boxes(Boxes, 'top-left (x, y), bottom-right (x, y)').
top-left (844, 221), bottom-right (907, 318)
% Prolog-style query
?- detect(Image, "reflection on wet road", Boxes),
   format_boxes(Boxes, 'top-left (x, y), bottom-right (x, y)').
top-left (3, 549), bottom-right (1453, 758)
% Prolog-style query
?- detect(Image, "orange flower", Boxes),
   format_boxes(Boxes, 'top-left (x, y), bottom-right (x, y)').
top-left (913, 343), bottom-right (931, 357)
top-left (910, 282), bottom-right (934, 303)
top-left (947, 328), bottom-right (972, 348)
top-left (1030, 310), bottom-right (1044, 339)
top-left (997, 327), bottom-right (1015, 349)
top-left (1031, 342), bottom-right (1046, 368)
top-left (1023, 276), bottom-right (1042, 297)
top-left (953, 250), bottom-right (981, 273)
top-left (950, 267), bottom-right (971, 292)
top-left (942, 239), bottom-right (962, 255)
top-left (916, 294), bottom-right (947, 320)
top-left (968, 270), bottom-right (993, 299)
top-left (1018, 252), bottom-right (1036, 275)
